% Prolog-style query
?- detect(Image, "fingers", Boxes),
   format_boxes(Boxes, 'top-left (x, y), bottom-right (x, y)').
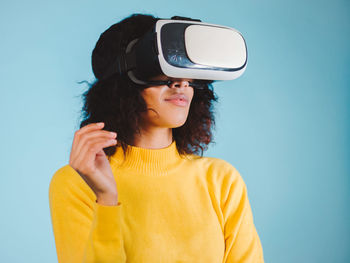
top-left (74, 129), bottom-right (116, 161)
top-left (70, 122), bottom-right (117, 162)
top-left (71, 123), bottom-right (104, 161)
top-left (74, 137), bottom-right (117, 175)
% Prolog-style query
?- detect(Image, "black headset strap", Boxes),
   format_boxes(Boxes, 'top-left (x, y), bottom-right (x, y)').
top-left (101, 31), bottom-right (128, 80)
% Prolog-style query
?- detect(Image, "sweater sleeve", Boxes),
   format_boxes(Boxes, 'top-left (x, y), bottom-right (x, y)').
top-left (221, 166), bottom-right (264, 263)
top-left (48, 165), bottom-right (126, 263)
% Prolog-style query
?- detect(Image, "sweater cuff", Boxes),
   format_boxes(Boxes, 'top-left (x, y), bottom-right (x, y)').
top-left (92, 201), bottom-right (123, 241)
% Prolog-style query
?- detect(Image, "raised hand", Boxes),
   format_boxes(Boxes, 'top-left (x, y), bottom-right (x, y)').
top-left (69, 122), bottom-right (119, 205)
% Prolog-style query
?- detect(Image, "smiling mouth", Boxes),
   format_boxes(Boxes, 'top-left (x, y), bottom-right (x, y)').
top-left (165, 98), bottom-right (189, 107)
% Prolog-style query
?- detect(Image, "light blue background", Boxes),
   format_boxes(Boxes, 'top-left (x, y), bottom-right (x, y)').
top-left (0, 0), bottom-right (349, 262)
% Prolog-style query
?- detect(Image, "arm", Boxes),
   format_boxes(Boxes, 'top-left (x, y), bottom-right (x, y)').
top-left (222, 168), bottom-right (264, 263)
top-left (48, 165), bottom-right (126, 263)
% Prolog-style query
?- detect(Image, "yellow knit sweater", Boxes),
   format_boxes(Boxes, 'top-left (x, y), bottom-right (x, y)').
top-left (49, 140), bottom-right (264, 263)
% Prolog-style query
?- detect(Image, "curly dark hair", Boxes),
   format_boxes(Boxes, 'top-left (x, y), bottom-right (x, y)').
top-left (78, 14), bottom-right (218, 159)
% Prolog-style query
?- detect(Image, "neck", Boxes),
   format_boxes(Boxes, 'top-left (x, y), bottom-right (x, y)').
top-left (111, 138), bottom-right (184, 176)
top-left (132, 126), bottom-right (173, 149)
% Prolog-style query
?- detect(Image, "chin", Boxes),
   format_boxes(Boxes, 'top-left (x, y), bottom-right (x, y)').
top-left (150, 113), bottom-right (189, 128)
top-left (169, 119), bottom-right (188, 128)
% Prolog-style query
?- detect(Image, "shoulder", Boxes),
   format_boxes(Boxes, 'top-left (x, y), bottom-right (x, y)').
top-left (185, 154), bottom-right (245, 187)
top-left (49, 164), bottom-right (95, 201)
top-left (49, 164), bottom-right (79, 190)
top-left (185, 154), bottom-right (248, 211)
top-left (186, 153), bottom-right (238, 173)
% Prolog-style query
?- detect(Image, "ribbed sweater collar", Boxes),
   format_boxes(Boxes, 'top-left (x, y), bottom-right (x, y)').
top-left (110, 140), bottom-right (185, 176)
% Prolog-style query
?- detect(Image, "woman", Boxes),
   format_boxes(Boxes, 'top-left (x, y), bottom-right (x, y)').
top-left (49, 14), bottom-right (264, 263)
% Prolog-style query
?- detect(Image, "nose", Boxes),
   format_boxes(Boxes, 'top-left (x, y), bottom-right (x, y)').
top-left (169, 80), bottom-right (190, 88)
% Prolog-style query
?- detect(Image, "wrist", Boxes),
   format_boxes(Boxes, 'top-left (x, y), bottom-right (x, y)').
top-left (96, 193), bottom-right (119, 206)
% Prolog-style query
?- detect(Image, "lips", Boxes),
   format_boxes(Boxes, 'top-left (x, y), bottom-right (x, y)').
top-left (164, 93), bottom-right (189, 102)
top-left (164, 93), bottom-right (189, 107)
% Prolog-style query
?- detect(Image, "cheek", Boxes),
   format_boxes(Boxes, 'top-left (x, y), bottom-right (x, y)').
top-left (141, 89), bottom-right (163, 114)
top-left (189, 89), bottom-right (194, 102)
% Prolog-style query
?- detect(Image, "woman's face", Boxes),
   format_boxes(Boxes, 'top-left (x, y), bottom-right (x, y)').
top-left (139, 75), bottom-right (194, 129)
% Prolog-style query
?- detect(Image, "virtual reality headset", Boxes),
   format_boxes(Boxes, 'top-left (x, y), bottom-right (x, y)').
top-left (113, 18), bottom-right (248, 86)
